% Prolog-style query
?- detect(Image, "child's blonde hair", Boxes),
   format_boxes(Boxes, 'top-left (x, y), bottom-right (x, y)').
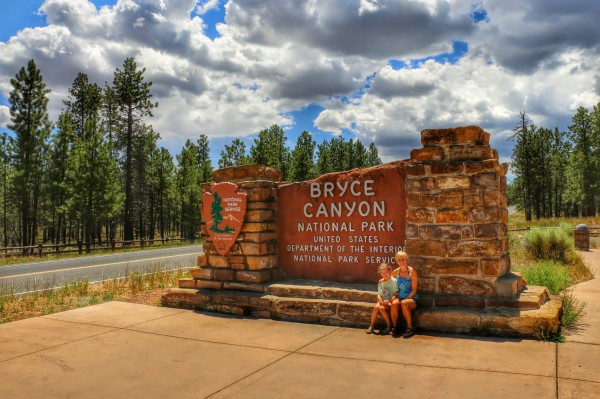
top-left (379, 263), bottom-right (392, 271)
top-left (395, 250), bottom-right (408, 261)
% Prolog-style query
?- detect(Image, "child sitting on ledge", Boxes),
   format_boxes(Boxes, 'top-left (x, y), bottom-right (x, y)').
top-left (367, 263), bottom-right (397, 335)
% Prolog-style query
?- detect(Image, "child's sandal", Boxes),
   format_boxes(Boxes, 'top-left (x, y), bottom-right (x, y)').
top-left (390, 327), bottom-right (397, 336)
top-left (381, 326), bottom-right (391, 335)
top-left (366, 327), bottom-right (374, 334)
top-left (403, 327), bottom-right (415, 338)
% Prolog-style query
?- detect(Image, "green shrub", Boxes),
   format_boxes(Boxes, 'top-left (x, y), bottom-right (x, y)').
top-left (519, 260), bottom-right (570, 294)
top-left (561, 290), bottom-right (586, 331)
top-left (522, 228), bottom-right (572, 263)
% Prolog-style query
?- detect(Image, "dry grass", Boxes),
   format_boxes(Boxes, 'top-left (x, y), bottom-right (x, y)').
top-left (0, 268), bottom-right (189, 324)
top-left (0, 240), bottom-right (200, 267)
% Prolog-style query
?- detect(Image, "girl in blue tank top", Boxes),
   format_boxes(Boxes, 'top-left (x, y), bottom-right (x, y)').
top-left (391, 251), bottom-right (419, 338)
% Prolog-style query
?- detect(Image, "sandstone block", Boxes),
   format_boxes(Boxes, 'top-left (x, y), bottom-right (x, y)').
top-left (406, 209), bottom-right (435, 224)
top-left (208, 255), bottom-right (229, 268)
top-left (213, 164), bottom-right (281, 183)
top-left (461, 226), bottom-right (474, 239)
top-left (405, 177), bottom-right (436, 191)
top-left (405, 164), bottom-right (426, 176)
top-left (501, 208), bottom-right (508, 223)
top-left (464, 162), bottom-right (483, 174)
top-left (213, 269), bottom-right (235, 281)
top-left (406, 223), bottom-right (419, 238)
top-left (236, 270), bottom-right (273, 283)
top-left (223, 282), bottom-right (266, 293)
top-left (240, 242), bottom-right (276, 255)
top-left (474, 223), bottom-right (503, 238)
top-left (437, 176), bottom-right (470, 190)
top-left (190, 268), bottom-right (213, 280)
top-left (241, 232), bottom-right (278, 243)
top-left (430, 162), bottom-right (464, 175)
top-left (197, 254), bottom-right (208, 267)
top-left (405, 240), bottom-right (447, 257)
top-left (415, 309), bottom-right (481, 333)
top-left (319, 288), bottom-right (376, 302)
top-left (231, 262), bottom-right (247, 270)
top-left (419, 225), bottom-right (461, 240)
top-left (419, 277), bottom-right (436, 293)
top-left (271, 298), bottom-right (337, 317)
top-left (421, 126), bottom-right (484, 146)
top-left (337, 302), bottom-right (373, 324)
top-left (482, 159), bottom-right (500, 172)
top-left (424, 258), bottom-right (478, 275)
top-left (247, 201), bottom-right (276, 210)
top-left (483, 189), bottom-right (503, 206)
top-left (435, 296), bottom-right (485, 308)
top-left (240, 222), bottom-right (277, 233)
top-left (246, 255), bottom-right (278, 270)
top-left (238, 180), bottom-right (279, 190)
top-left (482, 132), bottom-right (490, 145)
top-left (500, 175), bottom-right (507, 192)
top-left (245, 209), bottom-right (275, 223)
top-left (407, 192), bottom-right (462, 209)
top-left (435, 209), bottom-right (469, 223)
top-left (247, 188), bottom-right (276, 202)
top-left (470, 172), bottom-right (499, 188)
top-left (410, 147), bottom-right (444, 162)
top-left (196, 280), bottom-right (223, 290)
top-left (448, 240), bottom-right (501, 257)
top-left (179, 278), bottom-right (196, 288)
top-left (439, 277), bottom-right (495, 296)
top-left (449, 145), bottom-right (493, 161)
top-left (161, 288), bottom-right (212, 308)
top-left (251, 310), bottom-right (272, 318)
top-left (469, 206), bottom-right (500, 223)
top-left (464, 194), bottom-right (482, 206)
top-left (481, 258), bottom-right (505, 277)
top-left (269, 285), bottom-right (318, 298)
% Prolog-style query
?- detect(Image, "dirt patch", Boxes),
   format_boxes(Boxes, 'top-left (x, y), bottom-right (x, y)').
top-left (118, 289), bottom-right (170, 306)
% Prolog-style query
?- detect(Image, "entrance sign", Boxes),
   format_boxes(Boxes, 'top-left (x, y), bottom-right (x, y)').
top-left (201, 182), bottom-right (247, 256)
top-left (278, 162), bottom-right (407, 283)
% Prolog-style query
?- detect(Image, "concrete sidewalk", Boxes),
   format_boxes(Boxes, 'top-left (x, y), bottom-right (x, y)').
top-left (1, 253), bottom-right (599, 398)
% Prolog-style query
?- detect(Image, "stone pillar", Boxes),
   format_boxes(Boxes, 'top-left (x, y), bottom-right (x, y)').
top-left (185, 165), bottom-right (281, 290)
top-left (405, 126), bottom-right (519, 307)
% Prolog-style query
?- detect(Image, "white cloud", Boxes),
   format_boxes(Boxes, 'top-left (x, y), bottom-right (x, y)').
top-left (0, 0), bottom-right (598, 163)
top-left (0, 106), bottom-right (10, 127)
top-left (196, 0), bottom-right (219, 15)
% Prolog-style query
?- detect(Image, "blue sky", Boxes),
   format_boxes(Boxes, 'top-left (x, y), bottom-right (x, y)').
top-left (0, 0), bottom-right (598, 167)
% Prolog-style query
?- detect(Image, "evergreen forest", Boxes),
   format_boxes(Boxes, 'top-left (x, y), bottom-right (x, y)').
top-left (0, 58), bottom-right (382, 250)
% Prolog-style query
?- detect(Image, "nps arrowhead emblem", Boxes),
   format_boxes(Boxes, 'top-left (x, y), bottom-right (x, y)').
top-left (202, 182), bottom-right (247, 256)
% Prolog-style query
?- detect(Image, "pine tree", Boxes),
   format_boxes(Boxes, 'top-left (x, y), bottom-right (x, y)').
top-left (0, 133), bottom-right (11, 247)
top-left (176, 140), bottom-right (202, 240)
top-left (8, 59), bottom-right (52, 249)
top-left (290, 131), bottom-right (316, 181)
top-left (218, 138), bottom-right (250, 168)
top-left (250, 125), bottom-right (290, 179)
top-left (112, 57), bottom-right (157, 241)
top-left (366, 142), bottom-right (382, 167)
top-left (568, 106), bottom-right (598, 216)
top-left (48, 112), bottom-right (75, 244)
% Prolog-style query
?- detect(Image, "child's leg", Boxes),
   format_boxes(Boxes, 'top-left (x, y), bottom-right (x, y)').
top-left (391, 299), bottom-right (400, 327)
top-left (379, 306), bottom-right (392, 327)
top-left (369, 304), bottom-right (380, 328)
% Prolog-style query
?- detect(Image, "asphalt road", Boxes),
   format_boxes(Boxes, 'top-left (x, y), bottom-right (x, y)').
top-left (0, 245), bottom-right (202, 294)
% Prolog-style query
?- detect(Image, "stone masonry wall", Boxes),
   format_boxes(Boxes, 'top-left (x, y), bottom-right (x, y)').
top-left (405, 126), bottom-right (512, 307)
top-left (185, 165), bottom-right (281, 290)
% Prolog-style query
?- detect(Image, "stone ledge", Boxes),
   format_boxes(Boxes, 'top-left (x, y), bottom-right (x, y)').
top-left (161, 280), bottom-right (562, 338)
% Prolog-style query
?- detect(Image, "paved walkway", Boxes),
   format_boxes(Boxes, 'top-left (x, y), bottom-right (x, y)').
top-left (1, 252), bottom-right (599, 398)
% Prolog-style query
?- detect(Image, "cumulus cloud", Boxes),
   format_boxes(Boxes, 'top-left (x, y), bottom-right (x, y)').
top-left (0, 0), bottom-right (598, 164)
top-left (315, 49), bottom-right (599, 162)
top-left (0, 106), bottom-right (10, 127)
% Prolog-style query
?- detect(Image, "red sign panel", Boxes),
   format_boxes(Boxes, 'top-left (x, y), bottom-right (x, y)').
top-left (278, 162), bottom-right (407, 284)
top-left (202, 182), bottom-right (247, 256)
